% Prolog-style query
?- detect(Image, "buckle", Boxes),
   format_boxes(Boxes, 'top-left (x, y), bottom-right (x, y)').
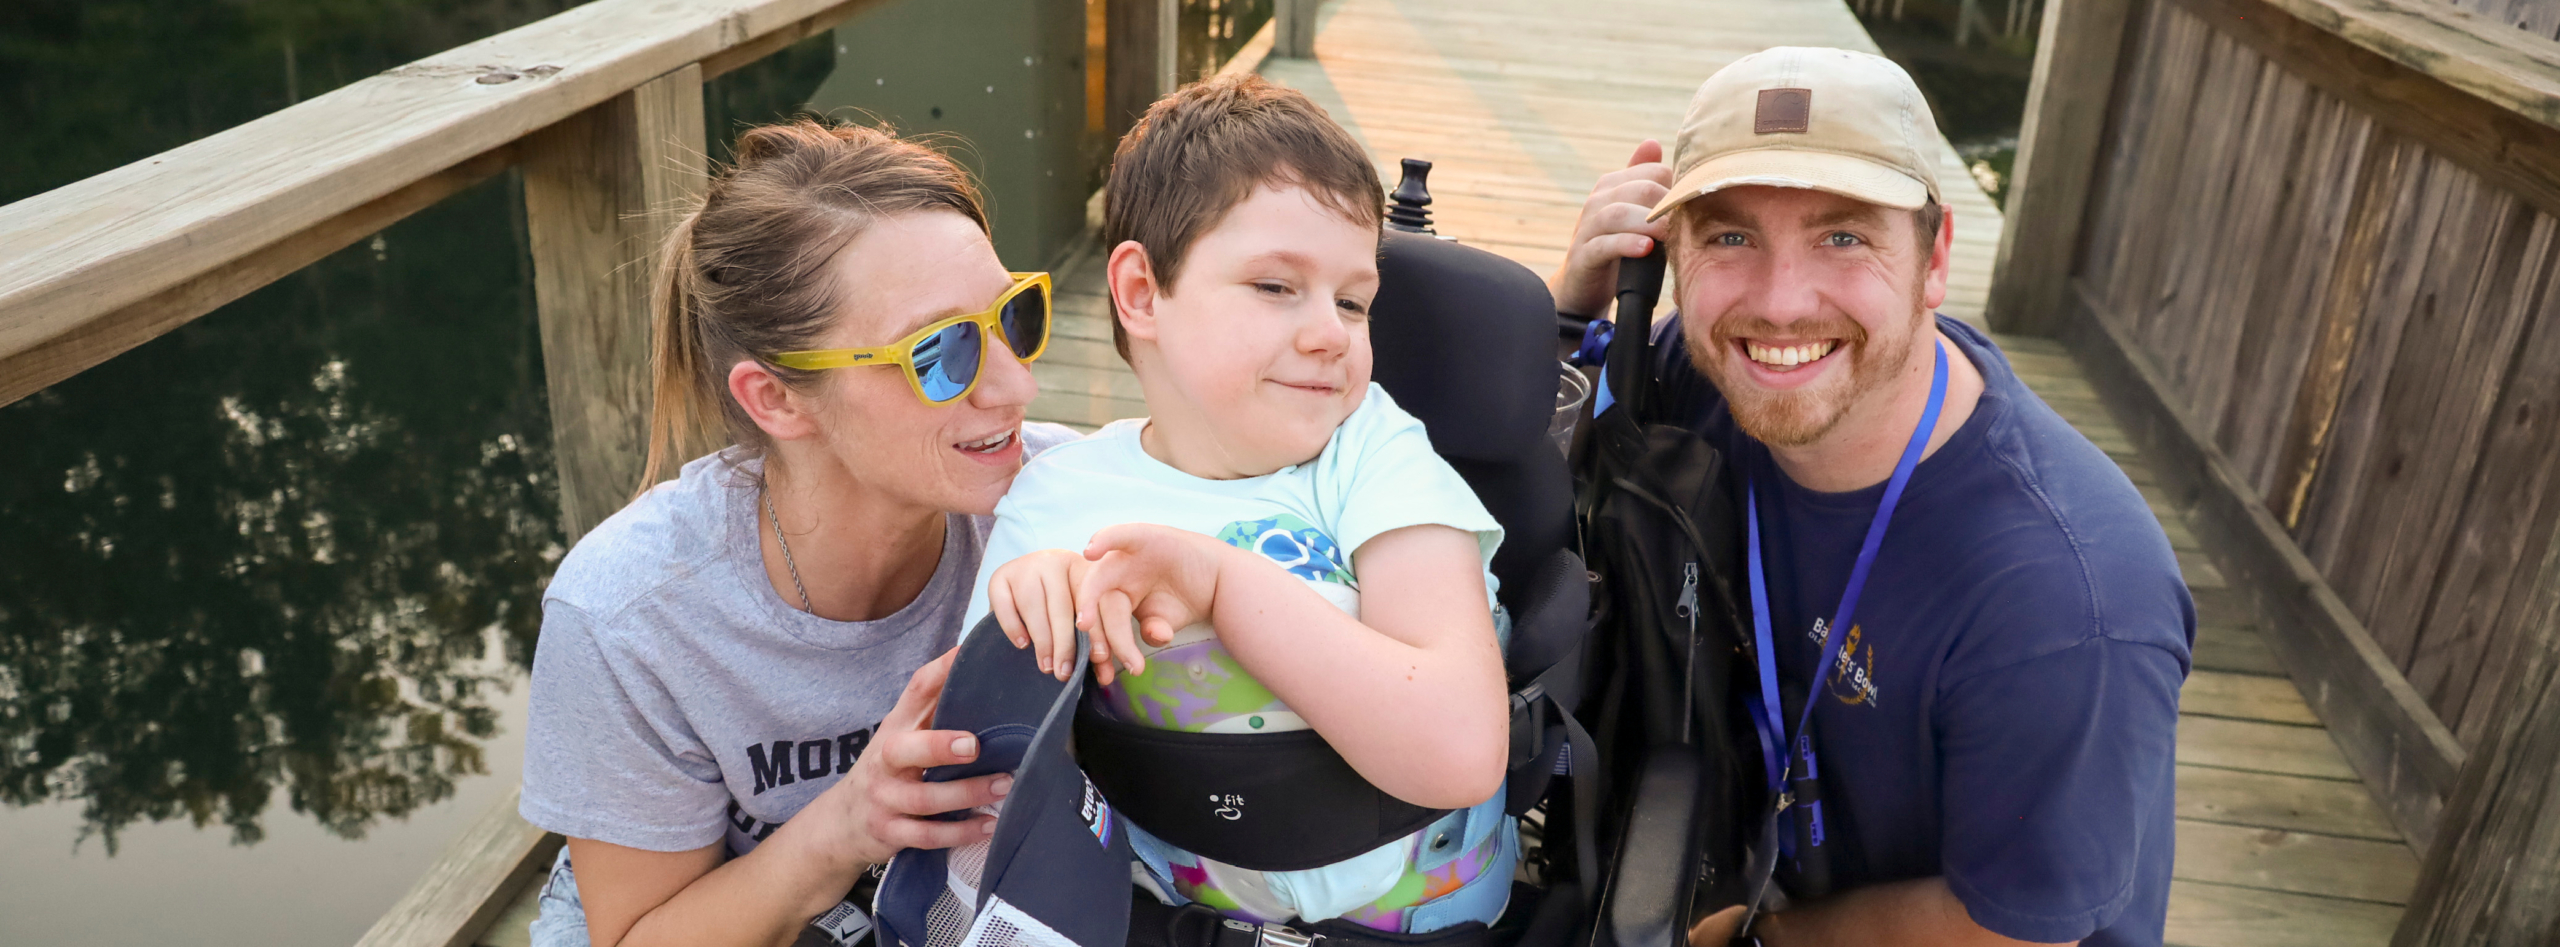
top-left (1257, 924), bottom-right (1319, 947)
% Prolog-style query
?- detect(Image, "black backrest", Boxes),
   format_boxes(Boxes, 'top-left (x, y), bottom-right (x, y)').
top-left (1368, 230), bottom-right (1573, 607)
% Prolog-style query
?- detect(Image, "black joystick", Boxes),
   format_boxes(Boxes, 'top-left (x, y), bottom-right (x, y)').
top-left (1385, 158), bottom-right (1435, 234)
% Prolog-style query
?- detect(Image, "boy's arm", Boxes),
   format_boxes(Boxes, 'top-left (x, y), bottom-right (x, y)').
top-left (1079, 522), bottom-right (1508, 810)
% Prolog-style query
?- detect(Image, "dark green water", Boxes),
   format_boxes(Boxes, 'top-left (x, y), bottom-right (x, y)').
top-left (0, 1), bottom-right (1251, 942)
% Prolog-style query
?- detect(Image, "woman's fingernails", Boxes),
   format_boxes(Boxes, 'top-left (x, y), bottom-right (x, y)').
top-left (953, 735), bottom-right (978, 758)
top-left (991, 775), bottom-right (1013, 798)
top-left (982, 819), bottom-right (998, 835)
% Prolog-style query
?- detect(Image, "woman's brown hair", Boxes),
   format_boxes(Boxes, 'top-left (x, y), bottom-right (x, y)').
top-left (638, 119), bottom-right (989, 494)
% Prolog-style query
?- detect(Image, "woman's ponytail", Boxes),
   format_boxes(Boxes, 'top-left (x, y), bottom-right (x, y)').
top-left (637, 211), bottom-right (718, 496)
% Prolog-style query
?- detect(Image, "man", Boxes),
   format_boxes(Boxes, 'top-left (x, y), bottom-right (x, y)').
top-left (1552, 48), bottom-right (2192, 947)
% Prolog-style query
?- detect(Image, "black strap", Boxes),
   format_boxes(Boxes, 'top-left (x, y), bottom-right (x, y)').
top-left (1074, 698), bottom-right (1450, 872)
top-left (1125, 890), bottom-right (1495, 947)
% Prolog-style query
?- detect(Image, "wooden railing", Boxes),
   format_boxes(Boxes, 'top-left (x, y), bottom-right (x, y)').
top-left (1993, 0), bottom-right (2560, 939)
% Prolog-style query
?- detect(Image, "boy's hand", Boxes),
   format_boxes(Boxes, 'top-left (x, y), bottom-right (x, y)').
top-left (987, 549), bottom-right (1088, 681)
top-left (1077, 524), bottom-right (1231, 682)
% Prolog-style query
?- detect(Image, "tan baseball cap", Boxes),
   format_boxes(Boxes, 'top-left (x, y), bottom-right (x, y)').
top-left (1647, 46), bottom-right (1942, 220)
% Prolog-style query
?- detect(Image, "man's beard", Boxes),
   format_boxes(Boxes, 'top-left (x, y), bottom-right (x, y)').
top-left (1684, 290), bottom-right (1930, 449)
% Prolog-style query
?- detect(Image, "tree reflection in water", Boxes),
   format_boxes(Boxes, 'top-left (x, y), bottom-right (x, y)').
top-left (0, 175), bottom-right (562, 851)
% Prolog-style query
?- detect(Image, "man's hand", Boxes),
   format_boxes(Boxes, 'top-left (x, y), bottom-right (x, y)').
top-left (988, 549), bottom-right (1092, 681)
top-left (1552, 139), bottom-right (1676, 317)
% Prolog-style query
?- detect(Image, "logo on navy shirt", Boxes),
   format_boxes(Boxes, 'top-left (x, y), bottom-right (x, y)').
top-left (1807, 618), bottom-right (1882, 707)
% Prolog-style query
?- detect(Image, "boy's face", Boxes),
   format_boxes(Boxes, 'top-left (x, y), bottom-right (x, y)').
top-left (1141, 181), bottom-right (1380, 474)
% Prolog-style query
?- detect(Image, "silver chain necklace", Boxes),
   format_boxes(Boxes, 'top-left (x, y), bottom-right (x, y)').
top-left (763, 487), bottom-right (813, 613)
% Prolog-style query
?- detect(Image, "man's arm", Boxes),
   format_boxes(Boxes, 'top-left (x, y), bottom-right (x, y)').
top-left (1686, 881), bottom-right (2074, 947)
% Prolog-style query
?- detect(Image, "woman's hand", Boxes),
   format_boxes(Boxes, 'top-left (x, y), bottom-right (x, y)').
top-left (576, 651), bottom-right (1007, 947)
top-left (1076, 524), bottom-right (1232, 680)
top-left (786, 649), bottom-right (1008, 870)
top-left (988, 549), bottom-right (1094, 682)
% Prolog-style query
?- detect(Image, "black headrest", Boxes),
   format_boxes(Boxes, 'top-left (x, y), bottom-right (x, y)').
top-left (1369, 231), bottom-right (1573, 604)
top-left (1369, 231), bottom-right (1558, 461)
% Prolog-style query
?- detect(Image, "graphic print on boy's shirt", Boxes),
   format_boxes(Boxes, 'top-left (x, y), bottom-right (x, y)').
top-left (1098, 513), bottom-right (1355, 734)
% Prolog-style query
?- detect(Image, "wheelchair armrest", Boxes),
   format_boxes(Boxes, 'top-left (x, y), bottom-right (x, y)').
top-left (1604, 744), bottom-right (1704, 947)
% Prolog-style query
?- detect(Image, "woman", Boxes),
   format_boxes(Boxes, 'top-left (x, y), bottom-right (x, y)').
top-left (518, 119), bottom-right (1077, 947)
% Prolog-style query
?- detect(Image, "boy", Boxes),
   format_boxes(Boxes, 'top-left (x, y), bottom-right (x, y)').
top-left (962, 74), bottom-right (1516, 935)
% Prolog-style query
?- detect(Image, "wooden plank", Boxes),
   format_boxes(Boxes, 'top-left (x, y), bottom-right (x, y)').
top-left (2333, 192), bottom-right (2544, 674)
top-left (0, 0), bottom-right (885, 395)
top-left (2174, 818), bottom-right (2419, 903)
top-left (2166, 0), bottom-right (2560, 225)
top-left (2243, 0), bottom-right (2560, 134)
top-left (2165, 878), bottom-right (2402, 947)
top-left (2407, 220), bottom-right (2560, 742)
top-left (524, 65), bottom-right (707, 541)
top-left (2180, 716), bottom-right (2361, 780)
top-left (2178, 764), bottom-right (2402, 841)
top-left (2184, 669), bottom-right (2322, 724)
top-left (2068, 277), bottom-right (2462, 848)
top-left (2392, 516), bottom-right (2560, 945)
top-left (2195, 621), bottom-right (2288, 676)
top-left (478, 879), bottom-right (545, 947)
top-left (0, 145), bottom-right (512, 407)
top-left (1104, 0), bottom-right (1175, 143)
top-left (1272, 0), bottom-right (1320, 59)
top-left (354, 788), bottom-right (566, 947)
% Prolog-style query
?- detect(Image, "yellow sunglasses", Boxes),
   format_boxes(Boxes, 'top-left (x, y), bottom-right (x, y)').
top-left (772, 272), bottom-right (1052, 404)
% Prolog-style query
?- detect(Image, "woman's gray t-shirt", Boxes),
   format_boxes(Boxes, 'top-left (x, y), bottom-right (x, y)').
top-left (520, 428), bottom-right (1076, 855)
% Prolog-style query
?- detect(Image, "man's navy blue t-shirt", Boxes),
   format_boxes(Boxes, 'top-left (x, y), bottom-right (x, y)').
top-left (1647, 315), bottom-right (2193, 946)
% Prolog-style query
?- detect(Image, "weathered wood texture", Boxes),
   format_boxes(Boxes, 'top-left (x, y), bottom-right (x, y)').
top-left (524, 65), bottom-right (709, 540)
top-left (2062, 0), bottom-right (2560, 859)
top-left (2392, 522), bottom-right (2560, 945)
top-left (0, 0), bottom-right (885, 410)
top-left (2067, 282), bottom-right (2464, 849)
top-left (1104, 0), bottom-right (1179, 144)
top-left (355, 788), bottom-right (565, 947)
top-left (2000, 330), bottom-right (2421, 944)
top-left (2429, 0), bottom-right (2560, 41)
top-left (1988, 0), bottom-right (2139, 336)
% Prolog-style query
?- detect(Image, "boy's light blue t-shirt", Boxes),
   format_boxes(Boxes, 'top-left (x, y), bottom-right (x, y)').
top-left (965, 383), bottom-right (1502, 630)
top-left (961, 384), bottom-right (1506, 926)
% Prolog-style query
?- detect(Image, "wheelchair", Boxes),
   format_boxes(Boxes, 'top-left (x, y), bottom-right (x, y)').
top-left (872, 159), bottom-right (1756, 947)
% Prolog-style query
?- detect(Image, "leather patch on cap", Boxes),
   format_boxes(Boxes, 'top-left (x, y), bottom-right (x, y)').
top-left (1755, 88), bottom-right (1811, 134)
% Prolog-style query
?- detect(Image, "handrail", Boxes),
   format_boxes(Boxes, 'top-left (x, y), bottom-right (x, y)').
top-left (0, 0), bottom-right (877, 408)
top-left (2256, 0), bottom-right (2560, 130)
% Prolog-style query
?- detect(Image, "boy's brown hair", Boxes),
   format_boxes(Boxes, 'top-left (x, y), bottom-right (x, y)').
top-left (1102, 73), bottom-right (1384, 360)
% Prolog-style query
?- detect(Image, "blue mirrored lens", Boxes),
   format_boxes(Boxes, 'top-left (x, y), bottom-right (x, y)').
top-left (912, 321), bottom-right (982, 402)
top-left (1001, 284), bottom-right (1047, 358)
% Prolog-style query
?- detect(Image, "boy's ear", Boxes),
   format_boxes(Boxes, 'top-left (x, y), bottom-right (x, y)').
top-left (1106, 240), bottom-right (1163, 344)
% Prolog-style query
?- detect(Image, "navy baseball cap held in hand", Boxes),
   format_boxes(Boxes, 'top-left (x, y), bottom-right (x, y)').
top-left (874, 618), bottom-right (1134, 947)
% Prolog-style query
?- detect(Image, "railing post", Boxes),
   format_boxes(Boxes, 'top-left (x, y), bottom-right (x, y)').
top-left (1984, 0), bottom-right (2134, 336)
top-left (521, 64), bottom-right (707, 542)
top-left (2393, 533), bottom-right (2560, 945)
top-left (1274, 0), bottom-right (1319, 59)
top-left (1105, 0), bottom-right (1179, 142)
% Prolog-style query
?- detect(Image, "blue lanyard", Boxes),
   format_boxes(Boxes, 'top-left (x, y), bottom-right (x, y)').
top-left (1744, 339), bottom-right (1949, 848)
